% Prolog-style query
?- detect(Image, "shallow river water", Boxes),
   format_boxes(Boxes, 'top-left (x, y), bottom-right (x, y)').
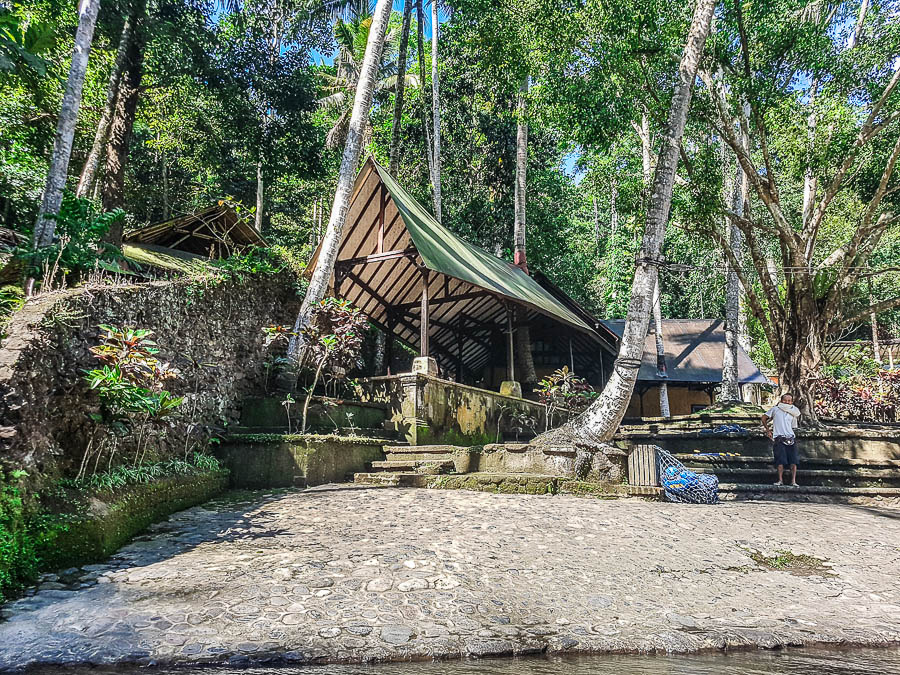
top-left (26, 647), bottom-right (900, 675)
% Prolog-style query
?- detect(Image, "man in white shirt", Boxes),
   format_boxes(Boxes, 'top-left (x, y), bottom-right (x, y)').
top-left (761, 393), bottom-right (801, 487)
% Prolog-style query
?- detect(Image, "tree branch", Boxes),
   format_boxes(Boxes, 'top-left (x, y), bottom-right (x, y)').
top-left (838, 296), bottom-right (900, 331)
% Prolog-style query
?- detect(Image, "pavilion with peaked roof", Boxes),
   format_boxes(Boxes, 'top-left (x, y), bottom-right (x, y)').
top-left (304, 157), bottom-right (618, 388)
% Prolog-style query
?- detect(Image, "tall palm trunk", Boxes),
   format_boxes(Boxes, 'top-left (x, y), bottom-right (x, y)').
top-left (513, 78), bottom-right (536, 386)
top-left (430, 0), bottom-right (442, 221)
top-left (638, 104), bottom-right (669, 416)
top-left (256, 3), bottom-right (284, 233)
top-left (389, 0), bottom-right (413, 176)
top-left (101, 12), bottom-right (146, 244)
top-left (33, 0), bottom-right (101, 250)
top-left (76, 15), bottom-right (133, 199)
top-left (286, 0), bottom-right (394, 364)
top-left (513, 79), bottom-right (528, 271)
top-left (544, 0), bottom-right (715, 445)
top-left (417, 0), bottom-right (435, 191)
top-left (722, 100), bottom-right (750, 399)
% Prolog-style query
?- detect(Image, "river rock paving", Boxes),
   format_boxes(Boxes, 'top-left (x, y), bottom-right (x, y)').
top-left (2, 485), bottom-right (900, 670)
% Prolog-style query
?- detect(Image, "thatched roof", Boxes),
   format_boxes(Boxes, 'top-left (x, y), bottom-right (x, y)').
top-left (125, 204), bottom-right (266, 259)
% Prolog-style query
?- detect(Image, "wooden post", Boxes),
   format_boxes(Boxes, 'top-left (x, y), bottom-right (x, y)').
top-left (456, 314), bottom-right (463, 382)
top-left (377, 184), bottom-right (386, 254)
top-left (384, 312), bottom-right (394, 376)
top-left (420, 268), bottom-right (429, 357)
top-left (506, 306), bottom-right (515, 382)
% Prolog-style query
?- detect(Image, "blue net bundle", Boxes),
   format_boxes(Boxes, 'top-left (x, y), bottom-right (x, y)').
top-left (657, 447), bottom-right (719, 504)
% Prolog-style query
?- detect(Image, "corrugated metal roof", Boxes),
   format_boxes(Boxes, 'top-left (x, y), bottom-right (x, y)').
top-left (600, 319), bottom-right (771, 385)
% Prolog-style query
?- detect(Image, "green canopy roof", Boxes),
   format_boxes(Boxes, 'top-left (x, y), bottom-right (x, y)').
top-left (371, 160), bottom-right (594, 333)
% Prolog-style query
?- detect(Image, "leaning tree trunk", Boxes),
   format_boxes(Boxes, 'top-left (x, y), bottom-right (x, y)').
top-left (33, 0), bottom-right (101, 250)
top-left (101, 18), bottom-right (145, 244)
top-left (285, 0), bottom-right (394, 365)
top-left (389, 0), bottom-right (413, 176)
top-left (430, 0), bottom-right (442, 221)
top-left (535, 0), bottom-right (716, 446)
top-left (76, 14), bottom-right (133, 199)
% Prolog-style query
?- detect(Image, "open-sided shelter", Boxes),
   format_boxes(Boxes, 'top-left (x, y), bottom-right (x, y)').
top-left (304, 158), bottom-right (617, 388)
top-left (125, 203), bottom-right (267, 260)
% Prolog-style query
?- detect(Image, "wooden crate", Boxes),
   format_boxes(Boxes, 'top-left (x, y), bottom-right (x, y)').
top-left (628, 445), bottom-right (659, 487)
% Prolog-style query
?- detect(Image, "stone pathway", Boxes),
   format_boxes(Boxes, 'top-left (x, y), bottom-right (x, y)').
top-left (2, 486), bottom-right (900, 671)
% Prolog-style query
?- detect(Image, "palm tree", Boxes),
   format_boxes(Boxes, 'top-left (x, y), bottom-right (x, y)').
top-left (430, 0), bottom-right (442, 221)
top-left (33, 0), bottom-right (101, 251)
top-left (389, 0), bottom-right (413, 175)
top-left (286, 0), bottom-right (394, 367)
top-left (513, 77), bottom-right (537, 386)
top-left (318, 10), bottom-right (418, 152)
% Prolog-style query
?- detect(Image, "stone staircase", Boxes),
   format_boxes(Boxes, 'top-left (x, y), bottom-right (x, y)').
top-left (353, 445), bottom-right (465, 487)
top-left (676, 452), bottom-right (900, 501)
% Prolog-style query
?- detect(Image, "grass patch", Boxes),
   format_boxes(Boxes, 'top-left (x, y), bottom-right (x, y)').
top-left (59, 453), bottom-right (222, 493)
top-left (746, 548), bottom-right (834, 576)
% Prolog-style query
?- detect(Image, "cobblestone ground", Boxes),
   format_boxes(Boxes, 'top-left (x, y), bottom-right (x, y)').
top-left (2, 486), bottom-right (900, 671)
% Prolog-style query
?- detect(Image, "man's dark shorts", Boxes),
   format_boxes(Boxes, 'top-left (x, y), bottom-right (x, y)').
top-left (773, 437), bottom-right (799, 466)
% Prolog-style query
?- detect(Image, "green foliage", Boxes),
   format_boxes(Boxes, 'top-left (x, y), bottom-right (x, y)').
top-left (537, 366), bottom-right (598, 429)
top-left (212, 245), bottom-right (285, 279)
top-left (0, 469), bottom-right (40, 601)
top-left (0, 284), bottom-right (24, 334)
top-left (83, 325), bottom-right (182, 428)
top-left (0, 5), bottom-right (54, 80)
top-left (14, 194), bottom-right (125, 284)
top-left (60, 453), bottom-right (221, 492)
top-left (823, 344), bottom-right (882, 379)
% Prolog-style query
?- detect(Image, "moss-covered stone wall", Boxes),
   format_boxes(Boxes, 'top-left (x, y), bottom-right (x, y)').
top-left (0, 273), bottom-right (299, 479)
top-left (358, 374), bottom-right (549, 446)
top-left (42, 471), bottom-right (228, 571)
top-left (215, 434), bottom-right (386, 488)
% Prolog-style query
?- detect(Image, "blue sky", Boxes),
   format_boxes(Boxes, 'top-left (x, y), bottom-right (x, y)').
top-left (310, 0), bottom-right (443, 66)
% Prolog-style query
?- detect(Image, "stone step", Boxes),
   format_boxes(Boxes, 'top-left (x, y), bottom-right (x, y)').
top-left (694, 467), bottom-right (900, 489)
top-left (353, 472), bottom-right (429, 488)
top-left (718, 483), bottom-right (900, 497)
top-left (695, 466), bottom-right (900, 479)
top-left (369, 460), bottom-right (455, 474)
top-left (383, 445), bottom-right (465, 462)
top-left (677, 453), bottom-right (900, 469)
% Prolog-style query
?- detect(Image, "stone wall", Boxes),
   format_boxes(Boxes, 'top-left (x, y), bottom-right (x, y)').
top-left (473, 443), bottom-right (627, 484)
top-left (215, 434), bottom-right (385, 488)
top-left (357, 374), bottom-right (549, 446)
top-left (0, 274), bottom-right (299, 476)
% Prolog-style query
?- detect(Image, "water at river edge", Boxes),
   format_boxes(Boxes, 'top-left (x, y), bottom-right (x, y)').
top-left (24, 647), bottom-right (900, 674)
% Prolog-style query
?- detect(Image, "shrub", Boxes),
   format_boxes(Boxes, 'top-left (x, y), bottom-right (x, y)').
top-left (15, 194), bottom-right (125, 289)
top-left (815, 369), bottom-right (899, 423)
top-left (212, 246), bottom-right (285, 280)
top-left (536, 366), bottom-right (598, 430)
